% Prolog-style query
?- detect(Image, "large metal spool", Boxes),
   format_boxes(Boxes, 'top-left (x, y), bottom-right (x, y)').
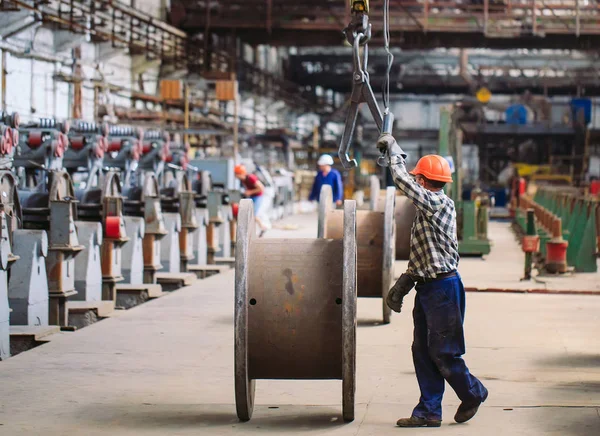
top-left (369, 176), bottom-right (416, 261)
top-left (235, 198), bottom-right (357, 422)
top-left (319, 184), bottom-right (396, 323)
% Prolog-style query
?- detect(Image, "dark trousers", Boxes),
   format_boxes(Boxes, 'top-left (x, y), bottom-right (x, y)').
top-left (411, 273), bottom-right (488, 420)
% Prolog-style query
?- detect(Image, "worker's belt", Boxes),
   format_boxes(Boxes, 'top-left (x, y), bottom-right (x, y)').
top-left (414, 271), bottom-right (457, 284)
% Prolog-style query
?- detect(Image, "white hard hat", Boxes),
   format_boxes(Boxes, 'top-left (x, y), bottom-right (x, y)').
top-left (317, 154), bottom-right (334, 166)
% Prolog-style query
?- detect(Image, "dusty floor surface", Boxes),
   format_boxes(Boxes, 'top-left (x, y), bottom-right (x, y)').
top-left (0, 211), bottom-right (598, 435)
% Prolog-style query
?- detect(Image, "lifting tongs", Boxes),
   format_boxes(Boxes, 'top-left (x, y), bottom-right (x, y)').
top-left (339, 0), bottom-right (394, 169)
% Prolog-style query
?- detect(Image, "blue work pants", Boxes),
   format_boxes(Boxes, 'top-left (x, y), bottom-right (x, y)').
top-left (411, 273), bottom-right (488, 420)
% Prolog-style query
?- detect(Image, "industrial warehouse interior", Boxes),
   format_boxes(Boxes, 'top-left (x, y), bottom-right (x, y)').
top-left (0, 0), bottom-right (599, 434)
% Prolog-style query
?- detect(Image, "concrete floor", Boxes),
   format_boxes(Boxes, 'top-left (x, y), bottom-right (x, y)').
top-left (0, 212), bottom-right (599, 435)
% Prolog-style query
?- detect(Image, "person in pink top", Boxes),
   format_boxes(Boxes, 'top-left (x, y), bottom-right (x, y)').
top-left (235, 164), bottom-right (268, 237)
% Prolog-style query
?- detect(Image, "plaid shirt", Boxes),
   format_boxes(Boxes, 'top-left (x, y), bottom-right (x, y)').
top-left (389, 155), bottom-right (459, 279)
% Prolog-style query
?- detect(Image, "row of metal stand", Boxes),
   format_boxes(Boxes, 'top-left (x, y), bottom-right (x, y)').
top-left (0, 113), bottom-right (277, 360)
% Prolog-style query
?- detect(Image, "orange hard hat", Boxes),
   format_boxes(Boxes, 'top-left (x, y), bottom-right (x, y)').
top-left (234, 164), bottom-right (246, 176)
top-left (410, 155), bottom-right (453, 183)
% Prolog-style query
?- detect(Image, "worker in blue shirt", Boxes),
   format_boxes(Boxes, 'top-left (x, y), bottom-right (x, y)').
top-left (309, 154), bottom-right (344, 206)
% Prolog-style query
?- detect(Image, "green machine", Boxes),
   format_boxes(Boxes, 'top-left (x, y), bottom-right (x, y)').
top-left (439, 107), bottom-right (492, 256)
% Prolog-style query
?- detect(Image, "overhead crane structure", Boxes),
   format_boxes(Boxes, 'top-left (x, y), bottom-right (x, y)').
top-left (0, 0), bottom-right (330, 113)
top-left (289, 48), bottom-right (600, 96)
top-left (171, 0), bottom-right (600, 50)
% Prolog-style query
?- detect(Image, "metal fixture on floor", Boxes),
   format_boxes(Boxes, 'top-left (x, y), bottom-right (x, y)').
top-left (0, 112), bottom-right (20, 360)
top-left (160, 171), bottom-right (198, 273)
top-left (123, 174), bottom-right (168, 285)
top-left (15, 118), bottom-right (70, 186)
top-left (189, 171), bottom-right (212, 270)
top-left (65, 122), bottom-right (128, 304)
top-left (72, 170), bottom-right (129, 302)
top-left (3, 112), bottom-right (49, 331)
top-left (18, 171), bottom-right (84, 326)
top-left (105, 126), bottom-right (143, 189)
top-left (64, 120), bottom-right (109, 188)
top-left (531, 187), bottom-right (598, 273)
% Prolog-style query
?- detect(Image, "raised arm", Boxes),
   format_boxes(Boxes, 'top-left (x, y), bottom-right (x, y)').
top-left (378, 133), bottom-right (444, 216)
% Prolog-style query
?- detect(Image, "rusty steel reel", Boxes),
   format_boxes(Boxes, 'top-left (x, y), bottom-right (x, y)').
top-left (369, 176), bottom-right (416, 261)
top-left (234, 198), bottom-right (357, 422)
top-left (319, 184), bottom-right (396, 323)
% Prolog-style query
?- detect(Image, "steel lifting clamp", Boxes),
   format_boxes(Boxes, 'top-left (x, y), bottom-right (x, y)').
top-left (339, 0), bottom-right (394, 169)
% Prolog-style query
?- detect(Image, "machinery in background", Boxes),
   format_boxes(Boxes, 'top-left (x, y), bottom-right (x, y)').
top-left (187, 170), bottom-right (213, 275)
top-left (122, 173), bottom-right (167, 285)
top-left (104, 126), bottom-right (143, 188)
top-left (108, 127), bottom-right (168, 284)
top-left (441, 107), bottom-right (492, 256)
top-left (107, 126), bottom-right (199, 294)
top-left (15, 118), bottom-right (85, 326)
top-left (72, 170), bottom-right (128, 303)
top-left (0, 112), bottom-right (20, 359)
top-left (2, 112), bottom-right (53, 355)
top-left (106, 127), bottom-right (145, 285)
top-left (190, 158), bottom-right (235, 263)
top-left (459, 98), bottom-right (589, 190)
top-left (136, 130), bottom-right (194, 275)
top-left (161, 134), bottom-right (199, 272)
top-left (0, 117), bottom-right (214, 357)
top-left (140, 130), bottom-right (170, 184)
top-left (64, 121), bottom-right (109, 188)
top-left (512, 163), bottom-right (572, 188)
top-left (17, 170), bottom-right (84, 326)
top-left (65, 121), bottom-right (129, 309)
top-left (166, 134), bottom-right (191, 176)
top-left (159, 171), bottom-right (198, 273)
top-left (516, 185), bottom-right (599, 274)
top-left (14, 118), bottom-right (71, 187)
top-left (271, 168), bottom-right (295, 219)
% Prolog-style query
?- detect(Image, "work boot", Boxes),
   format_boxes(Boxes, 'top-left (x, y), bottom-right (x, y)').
top-left (386, 273), bottom-right (415, 313)
top-left (396, 416), bottom-right (442, 428)
top-left (454, 390), bottom-right (488, 424)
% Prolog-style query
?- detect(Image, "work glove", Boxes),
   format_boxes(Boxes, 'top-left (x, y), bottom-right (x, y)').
top-left (377, 132), bottom-right (407, 161)
top-left (386, 273), bottom-right (416, 313)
